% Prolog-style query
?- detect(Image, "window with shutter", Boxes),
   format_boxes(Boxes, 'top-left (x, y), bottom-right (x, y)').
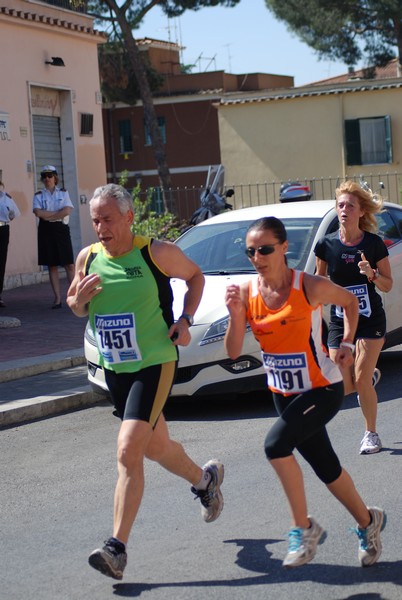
top-left (344, 117), bottom-right (392, 165)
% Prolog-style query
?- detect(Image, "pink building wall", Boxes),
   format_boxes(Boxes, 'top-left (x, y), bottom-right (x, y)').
top-left (0, 0), bottom-right (107, 287)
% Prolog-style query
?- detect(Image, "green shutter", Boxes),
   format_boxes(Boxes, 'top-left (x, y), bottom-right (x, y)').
top-left (345, 119), bottom-right (362, 165)
top-left (144, 117), bottom-right (166, 146)
top-left (385, 115), bottom-right (393, 163)
top-left (118, 119), bottom-right (133, 153)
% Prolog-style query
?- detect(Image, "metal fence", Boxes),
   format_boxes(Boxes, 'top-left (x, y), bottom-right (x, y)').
top-left (140, 172), bottom-right (402, 223)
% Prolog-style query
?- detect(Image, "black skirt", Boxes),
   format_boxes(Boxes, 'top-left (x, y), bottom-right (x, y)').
top-left (37, 219), bottom-right (74, 267)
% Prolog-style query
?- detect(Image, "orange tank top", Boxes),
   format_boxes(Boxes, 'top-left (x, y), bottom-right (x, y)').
top-left (246, 270), bottom-right (342, 395)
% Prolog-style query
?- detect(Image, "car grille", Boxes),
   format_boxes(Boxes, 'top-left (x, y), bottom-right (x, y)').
top-left (175, 364), bottom-right (204, 384)
top-left (175, 356), bottom-right (261, 384)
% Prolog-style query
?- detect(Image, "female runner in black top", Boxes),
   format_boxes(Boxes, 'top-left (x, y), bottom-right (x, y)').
top-left (315, 180), bottom-right (392, 455)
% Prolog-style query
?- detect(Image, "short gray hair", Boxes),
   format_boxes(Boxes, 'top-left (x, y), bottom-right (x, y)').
top-left (90, 183), bottom-right (133, 215)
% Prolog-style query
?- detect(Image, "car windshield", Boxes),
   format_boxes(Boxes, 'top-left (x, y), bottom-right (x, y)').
top-left (176, 217), bottom-right (322, 273)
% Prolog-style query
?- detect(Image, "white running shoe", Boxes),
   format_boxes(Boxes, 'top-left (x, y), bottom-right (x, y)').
top-left (372, 368), bottom-right (381, 387)
top-left (191, 459), bottom-right (224, 522)
top-left (354, 507), bottom-right (387, 567)
top-left (282, 517), bottom-right (327, 568)
top-left (360, 431), bottom-right (382, 454)
top-left (357, 367), bottom-right (381, 407)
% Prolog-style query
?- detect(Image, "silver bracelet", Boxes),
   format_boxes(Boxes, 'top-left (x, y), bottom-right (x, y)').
top-left (340, 341), bottom-right (356, 353)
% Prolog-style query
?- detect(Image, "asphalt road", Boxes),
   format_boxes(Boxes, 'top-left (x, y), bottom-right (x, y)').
top-left (1, 349), bottom-right (402, 600)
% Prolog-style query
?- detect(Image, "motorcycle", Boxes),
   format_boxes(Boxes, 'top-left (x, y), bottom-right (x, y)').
top-left (189, 165), bottom-right (234, 225)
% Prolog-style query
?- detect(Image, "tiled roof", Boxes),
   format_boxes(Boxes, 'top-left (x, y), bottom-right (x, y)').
top-left (218, 77), bottom-right (402, 106)
top-left (309, 58), bottom-right (401, 85)
top-left (0, 5), bottom-right (106, 37)
top-left (136, 37), bottom-right (182, 50)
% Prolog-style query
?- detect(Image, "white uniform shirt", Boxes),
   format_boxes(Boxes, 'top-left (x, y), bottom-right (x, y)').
top-left (0, 191), bottom-right (21, 223)
top-left (33, 186), bottom-right (74, 212)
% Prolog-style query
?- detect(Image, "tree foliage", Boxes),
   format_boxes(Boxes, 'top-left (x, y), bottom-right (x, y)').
top-left (265, 0), bottom-right (402, 71)
top-left (119, 171), bottom-right (183, 240)
top-left (98, 41), bottom-right (163, 104)
top-left (87, 0), bottom-right (241, 208)
top-left (89, 0), bottom-right (240, 31)
top-left (131, 190), bottom-right (182, 241)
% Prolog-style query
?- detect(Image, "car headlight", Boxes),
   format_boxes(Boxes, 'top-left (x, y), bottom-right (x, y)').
top-left (200, 315), bottom-right (251, 346)
top-left (85, 322), bottom-right (97, 346)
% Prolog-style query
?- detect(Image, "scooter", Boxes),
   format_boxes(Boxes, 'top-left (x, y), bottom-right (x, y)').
top-left (279, 181), bottom-right (312, 202)
top-left (189, 165), bottom-right (234, 225)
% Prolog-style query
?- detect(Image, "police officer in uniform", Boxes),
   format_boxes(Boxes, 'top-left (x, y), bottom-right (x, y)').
top-left (33, 165), bottom-right (75, 308)
top-left (0, 181), bottom-right (20, 307)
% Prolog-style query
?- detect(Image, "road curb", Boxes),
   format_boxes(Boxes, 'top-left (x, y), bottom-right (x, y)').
top-left (0, 386), bottom-right (106, 428)
top-left (0, 349), bottom-right (86, 383)
top-left (0, 315), bottom-right (21, 328)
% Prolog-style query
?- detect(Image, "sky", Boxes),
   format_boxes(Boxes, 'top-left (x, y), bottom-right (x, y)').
top-left (133, 0), bottom-right (361, 86)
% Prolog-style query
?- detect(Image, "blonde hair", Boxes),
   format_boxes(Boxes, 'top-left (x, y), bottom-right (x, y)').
top-left (335, 180), bottom-right (383, 233)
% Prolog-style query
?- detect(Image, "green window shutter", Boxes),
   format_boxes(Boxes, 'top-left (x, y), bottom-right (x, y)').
top-left (118, 119), bottom-right (133, 154)
top-left (345, 119), bottom-right (361, 165)
top-left (385, 115), bottom-right (393, 163)
top-left (144, 117), bottom-right (166, 146)
top-left (158, 117), bottom-right (166, 144)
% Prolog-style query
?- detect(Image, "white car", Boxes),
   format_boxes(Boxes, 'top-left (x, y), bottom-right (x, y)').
top-left (85, 199), bottom-right (402, 398)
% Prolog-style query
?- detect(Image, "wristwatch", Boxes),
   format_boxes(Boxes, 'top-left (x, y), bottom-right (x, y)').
top-left (179, 313), bottom-right (194, 326)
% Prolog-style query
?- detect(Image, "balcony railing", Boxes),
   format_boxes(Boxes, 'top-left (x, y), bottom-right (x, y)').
top-left (40, 0), bottom-right (88, 13)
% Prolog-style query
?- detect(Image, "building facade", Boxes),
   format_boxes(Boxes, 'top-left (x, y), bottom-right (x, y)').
top-left (216, 77), bottom-right (402, 204)
top-left (102, 38), bottom-right (294, 219)
top-left (1, 0), bottom-right (107, 289)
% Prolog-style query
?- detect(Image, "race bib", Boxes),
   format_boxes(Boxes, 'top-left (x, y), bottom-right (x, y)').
top-left (94, 312), bottom-right (142, 364)
top-left (262, 352), bottom-right (311, 393)
top-left (335, 284), bottom-right (371, 319)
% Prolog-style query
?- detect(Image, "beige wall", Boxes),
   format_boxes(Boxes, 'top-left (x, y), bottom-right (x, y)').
top-left (0, 1), bottom-right (106, 288)
top-left (218, 85), bottom-right (402, 199)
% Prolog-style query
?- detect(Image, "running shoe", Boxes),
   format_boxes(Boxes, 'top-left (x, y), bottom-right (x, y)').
top-left (353, 507), bottom-right (387, 567)
top-left (88, 538), bottom-right (127, 580)
top-left (191, 459), bottom-right (224, 522)
top-left (282, 517), bottom-right (327, 568)
top-left (360, 431), bottom-right (382, 454)
top-left (372, 368), bottom-right (381, 387)
top-left (357, 367), bottom-right (381, 406)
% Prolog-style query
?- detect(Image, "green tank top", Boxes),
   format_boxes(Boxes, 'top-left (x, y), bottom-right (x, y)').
top-left (85, 236), bottom-right (178, 373)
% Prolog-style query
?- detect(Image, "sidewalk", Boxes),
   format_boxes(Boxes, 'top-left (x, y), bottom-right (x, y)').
top-left (0, 279), bottom-right (86, 363)
top-left (0, 280), bottom-right (104, 428)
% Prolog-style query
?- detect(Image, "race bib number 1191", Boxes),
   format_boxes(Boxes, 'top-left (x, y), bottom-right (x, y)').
top-left (262, 351), bottom-right (311, 393)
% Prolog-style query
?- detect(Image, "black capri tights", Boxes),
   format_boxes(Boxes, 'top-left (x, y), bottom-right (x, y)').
top-left (265, 382), bottom-right (344, 484)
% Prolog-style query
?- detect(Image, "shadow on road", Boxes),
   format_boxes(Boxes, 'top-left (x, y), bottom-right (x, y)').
top-left (164, 348), bottom-right (402, 424)
top-left (165, 390), bottom-right (275, 422)
top-left (112, 536), bottom-right (402, 596)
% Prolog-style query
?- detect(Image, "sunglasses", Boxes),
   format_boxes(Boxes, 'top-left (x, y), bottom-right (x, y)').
top-left (245, 243), bottom-right (281, 258)
top-left (41, 173), bottom-right (55, 179)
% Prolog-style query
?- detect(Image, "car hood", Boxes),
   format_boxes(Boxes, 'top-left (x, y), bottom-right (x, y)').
top-left (171, 273), bottom-right (255, 325)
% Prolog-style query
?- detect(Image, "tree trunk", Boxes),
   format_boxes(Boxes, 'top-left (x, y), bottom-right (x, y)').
top-left (117, 14), bottom-right (174, 212)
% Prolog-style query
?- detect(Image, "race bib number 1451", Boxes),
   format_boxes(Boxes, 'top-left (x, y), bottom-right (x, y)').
top-left (94, 312), bottom-right (142, 364)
